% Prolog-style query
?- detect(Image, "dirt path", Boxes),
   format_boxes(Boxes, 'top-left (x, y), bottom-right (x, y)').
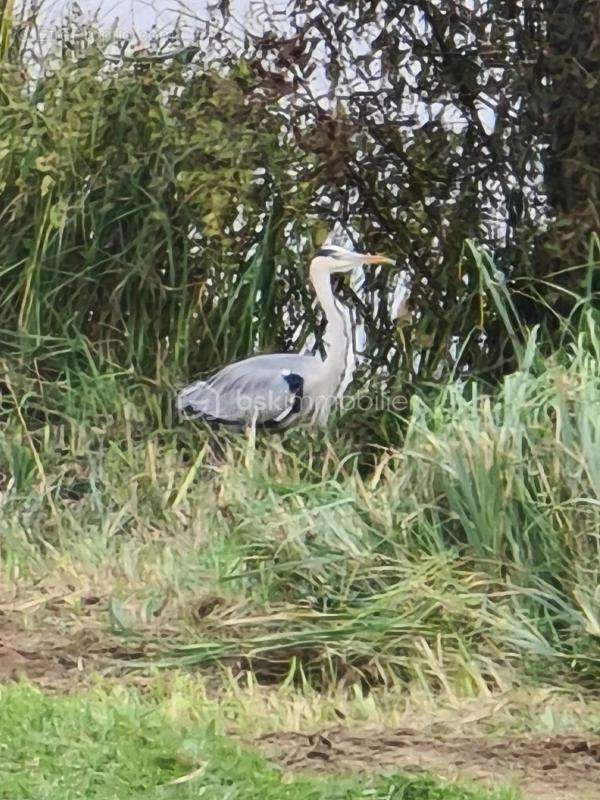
top-left (0, 609), bottom-right (143, 690)
top-left (257, 726), bottom-right (600, 800)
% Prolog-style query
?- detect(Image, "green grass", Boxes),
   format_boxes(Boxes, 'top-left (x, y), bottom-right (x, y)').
top-left (1, 13), bottom-right (599, 798)
top-left (1, 312), bottom-right (599, 693)
top-left (0, 684), bottom-right (517, 800)
top-left (0, 4), bottom-right (598, 697)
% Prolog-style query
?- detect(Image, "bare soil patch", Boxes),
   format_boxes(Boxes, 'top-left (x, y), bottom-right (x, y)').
top-left (0, 611), bottom-right (142, 690)
top-left (257, 726), bottom-right (600, 800)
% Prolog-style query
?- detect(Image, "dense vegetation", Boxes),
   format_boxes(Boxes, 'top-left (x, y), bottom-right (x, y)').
top-left (1, 3), bottom-right (599, 797)
top-left (3, 302), bottom-right (599, 689)
top-left (2, 1), bottom-right (600, 386)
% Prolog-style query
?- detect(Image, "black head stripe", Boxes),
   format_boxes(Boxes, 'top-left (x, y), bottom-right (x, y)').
top-left (315, 247), bottom-right (342, 258)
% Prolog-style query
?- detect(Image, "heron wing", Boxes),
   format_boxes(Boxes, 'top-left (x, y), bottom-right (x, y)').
top-left (177, 353), bottom-right (315, 427)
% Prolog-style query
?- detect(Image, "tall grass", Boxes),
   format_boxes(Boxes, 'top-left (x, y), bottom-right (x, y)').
top-left (0, 12), bottom-right (598, 699)
top-left (1, 294), bottom-right (599, 692)
top-left (0, 27), bottom-right (318, 383)
top-left (155, 318), bottom-right (599, 687)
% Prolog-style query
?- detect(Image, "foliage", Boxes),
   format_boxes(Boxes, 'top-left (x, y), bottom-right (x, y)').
top-left (1, 1), bottom-right (599, 390)
top-left (0, 7), bottom-right (598, 795)
top-left (1, 288), bottom-right (599, 690)
top-left (535, 0), bottom-right (600, 272)
top-left (0, 38), bottom-right (314, 378)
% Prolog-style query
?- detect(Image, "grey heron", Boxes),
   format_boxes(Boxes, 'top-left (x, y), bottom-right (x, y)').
top-left (177, 245), bottom-right (394, 430)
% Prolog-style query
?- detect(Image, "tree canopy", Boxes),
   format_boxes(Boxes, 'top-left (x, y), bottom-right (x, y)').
top-left (1, 0), bottom-right (598, 392)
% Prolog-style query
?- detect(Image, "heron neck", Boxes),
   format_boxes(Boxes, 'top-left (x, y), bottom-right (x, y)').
top-left (310, 268), bottom-right (354, 380)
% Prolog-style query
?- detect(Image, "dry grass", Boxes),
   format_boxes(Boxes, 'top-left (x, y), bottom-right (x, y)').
top-left (2, 313), bottom-right (599, 696)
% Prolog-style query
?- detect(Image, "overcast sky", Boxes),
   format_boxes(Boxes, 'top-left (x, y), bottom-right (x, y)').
top-left (27, 0), bottom-right (282, 42)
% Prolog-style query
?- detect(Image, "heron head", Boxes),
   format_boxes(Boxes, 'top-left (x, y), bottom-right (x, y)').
top-left (310, 246), bottom-right (395, 275)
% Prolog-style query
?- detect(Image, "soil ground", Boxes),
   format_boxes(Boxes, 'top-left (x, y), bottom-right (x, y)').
top-left (0, 608), bottom-right (138, 690)
top-left (257, 726), bottom-right (600, 800)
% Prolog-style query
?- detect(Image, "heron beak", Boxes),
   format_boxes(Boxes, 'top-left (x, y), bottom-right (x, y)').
top-left (364, 253), bottom-right (395, 265)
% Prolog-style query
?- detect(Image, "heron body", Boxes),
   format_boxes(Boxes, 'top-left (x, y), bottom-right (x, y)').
top-left (177, 245), bottom-right (393, 430)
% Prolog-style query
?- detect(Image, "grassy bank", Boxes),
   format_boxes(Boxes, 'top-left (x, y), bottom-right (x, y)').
top-left (2, 10), bottom-right (599, 798)
top-left (2, 290), bottom-right (600, 800)
top-left (1, 309), bottom-right (599, 693)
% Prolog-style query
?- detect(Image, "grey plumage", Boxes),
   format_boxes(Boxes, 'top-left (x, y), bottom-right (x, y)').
top-left (177, 354), bottom-right (314, 430)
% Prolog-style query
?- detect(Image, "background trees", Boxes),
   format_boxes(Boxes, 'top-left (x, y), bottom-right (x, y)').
top-left (1, 0), bottom-right (598, 394)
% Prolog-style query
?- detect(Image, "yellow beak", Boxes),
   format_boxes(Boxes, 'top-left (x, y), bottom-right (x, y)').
top-left (364, 253), bottom-right (395, 265)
